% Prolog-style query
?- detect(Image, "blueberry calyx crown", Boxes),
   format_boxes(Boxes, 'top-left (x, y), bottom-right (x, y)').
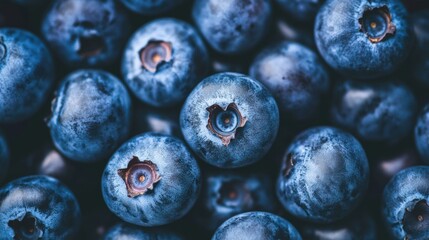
top-left (206, 103), bottom-right (247, 146)
top-left (217, 179), bottom-right (252, 209)
top-left (402, 200), bottom-right (429, 240)
top-left (139, 40), bottom-right (172, 73)
top-left (117, 156), bottom-right (161, 198)
top-left (282, 153), bottom-right (295, 177)
top-left (8, 212), bottom-right (44, 240)
top-left (358, 6), bottom-right (396, 43)
top-left (73, 21), bottom-right (105, 57)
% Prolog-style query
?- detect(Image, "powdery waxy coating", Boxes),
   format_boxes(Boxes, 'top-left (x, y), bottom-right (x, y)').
top-left (250, 41), bottom-right (330, 123)
top-left (331, 80), bottom-right (418, 144)
top-left (122, 18), bottom-right (210, 107)
top-left (212, 211), bottom-right (302, 240)
top-left (0, 131), bottom-right (9, 182)
top-left (48, 70), bottom-right (132, 163)
top-left (180, 72), bottom-right (279, 168)
top-left (275, 0), bottom-right (324, 23)
top-left (0, 176), bottom-right (81, 239)
top-left (104, 222), bottom-right (185, 240)
top-left (120, 0), bottom-right (189, 15)
top-left (0, 28), bottom-right (55, 123)
top-left (102, 133), bottom-right (201, 227)
top-left (42, 0), bottom-right (130, 69)
top-left (382, 166), bottom-right (429, 239)
top-left (414, 104), bottom-right (429, 164)
top-left (315, 0), bottom-right (414, 79)
top-left (277, 127), bottom-right (369, 223)
top-left (411, 10), bottom-right (429, 88)
top-left (192, 0), bottom-right (272, 55)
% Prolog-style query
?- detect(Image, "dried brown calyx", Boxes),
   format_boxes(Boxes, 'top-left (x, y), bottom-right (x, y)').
top-left (358, 6), bottom-right (396, 43)
top-left (139, 40), bottom-right (172, 73)
top-left (117, 156), bottom-right (161, 198)
top-left (206, 103), bottom-right (247, 146)
top-left (76, 34), bottom-right (105, 57)
top-left (402, 200), bottom-right (429, 239)
top-left (8, 213), bottom-right (44, 239)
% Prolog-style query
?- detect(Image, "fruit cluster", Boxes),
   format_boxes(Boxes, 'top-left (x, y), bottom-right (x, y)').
top-left (0, 0), bottom-right (428, 239)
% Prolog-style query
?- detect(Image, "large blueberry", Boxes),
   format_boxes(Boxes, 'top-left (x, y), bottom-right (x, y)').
top-left (122, 18), bottom-right (209, 107)
top-left (249, 41), bottom-right (330, 123)
top-left (331, 80), bottom-right (418, 144)
top-left (0, 28), bottom-right (54, 123)
top-left (315, 0), bottom-right (414, 79)
top-left (180, 72), bottom-right (279, 168)
top-left (48, 70), bottom-right (132, 163)
top-left (119, 0), bottom-right (189, 16)
top-left (102, 133), bottom-right (201, 226)
top-left (42, 0), bottom-right (130, 69)
top-left (414, 104), bottom-right (429, 164)
top-left (382, 166), bottom-right (429, 239)
top-left (104, 222), bottom-right (184, 240)
top-left (275, 0), bottom-right (324, 23)
top-left (0, 131), bottom-right (9, 182)
top-left (212, 211), bottom-right (302, 240)
top-left (192, 0), bottom-right (272, 55)
top-left (277, 127), bottom-right (369, 223)
top-left (411, 10), bottom-right (429, 87)
top-left (0, 176), bottom-right (81, 239)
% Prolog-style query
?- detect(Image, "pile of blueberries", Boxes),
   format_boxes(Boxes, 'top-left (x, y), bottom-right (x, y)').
top-left (0, 0), bottom-right (429, 239)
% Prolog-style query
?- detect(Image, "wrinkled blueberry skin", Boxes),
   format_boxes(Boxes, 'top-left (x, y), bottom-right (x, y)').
top-left (48, 70), bottom-right (132, 163)
top-left (411, 10), bottom-right (429, 87)
top-left (104, 222), bottom-right (184, 240)
top-left (102, 133), bottom-right (201, 226)
top-left (212, 211), bottom-right (302, 240)
top-left (277, 127), bottom-right (369, 223)
top-left (192, 0), bottom-right (272, 55)
top-left (0, 131), bottom-right (9, 181)
top-left (414, 104), bottom-right (429, 164)
top-left (382, 166), bottom-right (429, 239)
top-left (275, 0), bottom-right (324, 23)
top-left (119, 0), bottom-right (189, 16)
top-left (0, 28), bottom-right (54, 123)
top-left (250, 41), bottom-right (330, 123)
top-left (42, 0), bottom-right (130, 69)
top-left (180, 72), bottom-right (279, 168)
top-left (122, 18), bottom-right (209, 107)
top-left (315, 0), bottom-right (414, 79)
top-left (331, 80), bottom-right (418, 144)
top-left (192, 172), bottom-right (278, 232)
top-left (0, 176), bottom-right (81, 239)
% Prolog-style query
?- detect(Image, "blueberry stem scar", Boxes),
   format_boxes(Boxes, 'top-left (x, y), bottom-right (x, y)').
top-left (139, 40), bottom-right (172, 73)
top-left (358, 6), bottom-right (396, 43)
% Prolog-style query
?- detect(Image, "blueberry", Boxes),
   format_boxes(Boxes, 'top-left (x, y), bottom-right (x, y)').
top-left (212, 211), bottom-right (302, 240)
top-left (315, 0), bottom-right (414, 79)
top-left (277, 127), bottom-right (369, 223)
top-left (0, 175), bottom-right (81, 239)
top-left (382, 166), bottom-right (429, 239)
top-left (119, 0), bottom-right (189, 16)
top-left (0, 131), bottom-right (9, 182)
top-left (275, 0), bottom-right (324, 24)
top-left (102, 133), bottom-right (201, 226)
top-left (414, 104), bottom-right (429, 164)
top-left (180, 72), bottom-right (279, 168)
top-left (42, 0), bottom-right (130, 69)
top-left (192, 171), bottom-right (279, 232)
top-left (104, 222), bottom-right (184, 240)
top-left (48, 69), bottom-right (132, 163)
top-left (0, 28), bottom-right (55, 123)
top-left (250, 41), bottom-right (330, 123)
top-left (122, 18), bottom-right (209, 107)
top-left (192, 0), bottom-right (272, 55)
top-left (411, 10), bottom-right (429, 87)
top-left (331, 80), bottom-right (418, 144)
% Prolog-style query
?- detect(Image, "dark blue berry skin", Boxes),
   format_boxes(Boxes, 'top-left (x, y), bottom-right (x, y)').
top-left (0, 28), bottom-right (54, 124)
top-left (42, 0), bottom-right (130, 69)
top-left (122, 18), bottom-right (209, 107)
top-left (275, 0), bottom-right (324, 23)
top-left (0, 131), bottom-right (9, 182)
top-left (0, 175), bottom-right (81, 239)
top-left (212, 211), bottom-right (302, 240)
top-left (48, 69), bottom-right (132, 163)
top-left (315, 0), bottom-right (414, 79)
top-left (102, 133), bottom-right (201, 227)
top-left (192, 0), bottom-right (272, 55)
top-left (192, 171), bottom-right (279, 232)
top-left (119, 0), bottom-right (189, 16)
top-left (414, 104), bottom-right (429, 164)
top-left (104, 223), bottom-right (184, 240)
top-left (250, 41), bottom-right (330, 123)
top-left (331, 80), bottom-right (418, 145)
top-left (382, 166), bottom-right (429, 240)
top-left (277, 127), bottom-right (369, 223)
top-left (411, 10), bottom-right (429, 87)
top-left (180, 72), bottom-right (279, 168)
